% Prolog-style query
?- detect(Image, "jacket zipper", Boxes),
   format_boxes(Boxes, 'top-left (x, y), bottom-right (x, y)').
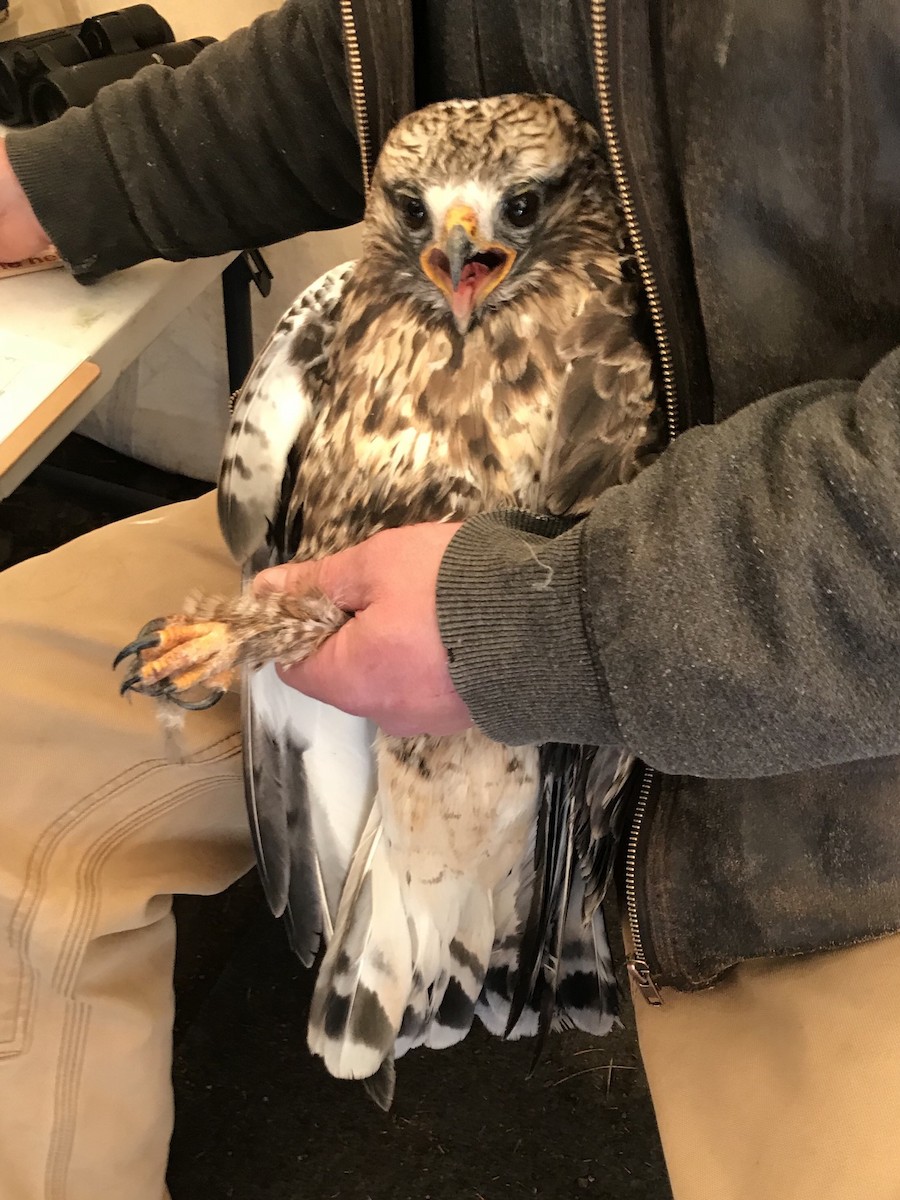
top-left (622, 771), bottom-right (662, 1003)
top-left (339, 0), bottom-right (374, 193)
top-left (591, 0), bottom-right (679, 1005)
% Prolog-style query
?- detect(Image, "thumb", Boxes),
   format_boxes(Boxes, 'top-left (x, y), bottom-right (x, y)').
top-left (253, 546), bottom-right (372, 611)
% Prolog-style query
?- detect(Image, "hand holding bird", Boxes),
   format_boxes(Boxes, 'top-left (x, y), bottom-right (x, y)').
top-left (255, 522), bottom-right (471, 737)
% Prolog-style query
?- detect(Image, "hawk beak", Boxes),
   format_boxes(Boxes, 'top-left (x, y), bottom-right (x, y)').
top-left (420, 205), bottom-right (516, 334)
top-left (445, 224), bottom-right (474, 292)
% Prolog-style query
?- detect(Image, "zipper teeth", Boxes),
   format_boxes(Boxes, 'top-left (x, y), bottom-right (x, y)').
top-left (592, 0), bottom-right (679, 983)
top-left (623, 766), bottom-right (654, 964)
top-left (591, 0), bottom-right (679, 446)
top-left (339, 0), bottom-right (373, 194)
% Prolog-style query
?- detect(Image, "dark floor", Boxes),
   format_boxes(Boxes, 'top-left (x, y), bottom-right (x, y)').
top-left (3, 435), bottom-right (671, 1200)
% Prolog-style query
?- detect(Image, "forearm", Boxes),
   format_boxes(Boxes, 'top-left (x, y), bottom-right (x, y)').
top-left (438, 349), bottom-right (900, 777)
top-left (5, 0), bottom-right (363, 280)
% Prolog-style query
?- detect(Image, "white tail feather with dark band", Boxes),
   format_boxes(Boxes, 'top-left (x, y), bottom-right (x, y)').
top-left (307, 806), bottom-right (412, 1086)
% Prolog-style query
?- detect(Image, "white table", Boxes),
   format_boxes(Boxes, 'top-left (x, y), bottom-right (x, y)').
top-left (0, 251), bottom-right (232, 497)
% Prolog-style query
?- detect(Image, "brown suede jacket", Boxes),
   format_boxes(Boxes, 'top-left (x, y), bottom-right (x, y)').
top-left (9, 0), bottom-right (900, 993)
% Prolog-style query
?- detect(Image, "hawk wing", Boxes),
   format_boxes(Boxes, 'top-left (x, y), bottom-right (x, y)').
top-left (219, 260), bottom-right (354, 563)
top-left (218, 260), bottom-right (376, 967)
top-left (541, 248), bottom-right (657, 901)
top-left (543, 252), bottom-right (658, 515)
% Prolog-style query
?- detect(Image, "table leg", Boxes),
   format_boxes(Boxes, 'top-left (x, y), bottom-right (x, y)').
top-left (222, 250), bottom-right (273, 396)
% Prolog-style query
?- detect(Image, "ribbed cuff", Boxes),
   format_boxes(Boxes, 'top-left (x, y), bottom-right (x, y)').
top-left (7, 110), bottom-right (157, 282)
top-left (436, 510), bottom-right (621, 747)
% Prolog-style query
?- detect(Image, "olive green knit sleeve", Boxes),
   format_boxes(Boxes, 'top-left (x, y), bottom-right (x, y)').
top-left (438, 350), bottom-right (900, 778)
top-left (5, 0), bottom-right (364, 280)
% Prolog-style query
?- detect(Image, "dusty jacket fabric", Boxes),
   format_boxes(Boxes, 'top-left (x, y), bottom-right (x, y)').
top-left (8, 0), bottom-right (900, 988)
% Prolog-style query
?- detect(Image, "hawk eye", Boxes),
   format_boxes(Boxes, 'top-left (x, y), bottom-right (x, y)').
top-left (399, 194), bottom-right (428, 231)
top-left (503, 190), bottom-right (540, 229)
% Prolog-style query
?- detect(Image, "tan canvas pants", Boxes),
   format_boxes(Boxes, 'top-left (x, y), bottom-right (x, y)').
top-left (633, 935), bottom-right (900, 1199)
top-left (0, 492), bottom-right (250, 1200)
top-left (3, 490), bottom-right (900, 1199)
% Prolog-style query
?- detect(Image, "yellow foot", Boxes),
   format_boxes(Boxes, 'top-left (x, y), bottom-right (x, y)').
top-left (114, 616), bottom-right (236, 710)
top-left (114, 585), bottom-right (348, 711)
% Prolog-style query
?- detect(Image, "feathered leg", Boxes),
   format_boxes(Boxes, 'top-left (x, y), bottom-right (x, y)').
top-left (113, 588), bottom-right (347, 708)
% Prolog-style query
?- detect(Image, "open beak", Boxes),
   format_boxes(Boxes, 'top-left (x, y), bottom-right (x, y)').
top-left (420, 204), bottom-right (516, 333)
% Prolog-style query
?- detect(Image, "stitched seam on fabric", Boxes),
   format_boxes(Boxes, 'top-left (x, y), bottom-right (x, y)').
top-left (53, 769), bottom-right (241, 994)
top-left (42, 767), bottom-right (240, 1198)
top-left (1, 732), bottom-right (241, 1055)
top-left (45, 1001), bottom-right (90, 1200)
top-left (6, 734), bottom-right (241, 1049)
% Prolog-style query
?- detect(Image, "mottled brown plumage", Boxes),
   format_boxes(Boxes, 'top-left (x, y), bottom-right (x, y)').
top-left (115, 94), bottom-right (658, 1104)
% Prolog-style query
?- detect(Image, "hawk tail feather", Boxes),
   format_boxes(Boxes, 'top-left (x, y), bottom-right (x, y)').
top-left (308, 809), bottom-right (499, 1092)
top-left (475, 868), bottom-right (618, 1043)
top-left (545, 868), bottom-right (619, 1038)
top-left (307, 809), bottom-right (413, 1085)
top-left (362, 1054), bottom-right (396, 1112)
top-left (478, 744), bottom-right (620, 1046)
top-left (390, 881), bottom-right (490, 1058)
top-left (421, 885), bottom-right (493, 1051)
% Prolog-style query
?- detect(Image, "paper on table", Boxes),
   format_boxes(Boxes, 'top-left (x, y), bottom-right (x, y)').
top-left (0, 328), bottom-right (88, 444)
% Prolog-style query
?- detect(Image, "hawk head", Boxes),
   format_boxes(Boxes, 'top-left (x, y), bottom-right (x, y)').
top-left (364, 94), bottom-right (615, 333)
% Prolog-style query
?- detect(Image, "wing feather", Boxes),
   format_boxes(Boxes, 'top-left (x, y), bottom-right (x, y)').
top-left (247, 662), bottom-right (376, 967)
top-left (543, 254), bottom-right (658, 516)
top-left (223, 261), bottom-right (377, 970)
top-left (218, 260), bottom-right (354, 563)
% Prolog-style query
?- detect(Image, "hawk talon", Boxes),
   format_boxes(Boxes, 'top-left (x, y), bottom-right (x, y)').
top-left (118, 673), bottom-right (143, 697)
top-left (119, 670), bottom-right (225, 711)
top-left (167, 689), bottom-right (227, 712)
top-left (112, 634), bottom-right (162, 671)
top-left (119, 674), bottom-right (173, 700)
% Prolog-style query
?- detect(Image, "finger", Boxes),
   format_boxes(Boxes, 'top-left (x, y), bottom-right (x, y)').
top-left (254, 546), bottom-right (372, 611)
top-left (253, 561), bottom-right (319, 597)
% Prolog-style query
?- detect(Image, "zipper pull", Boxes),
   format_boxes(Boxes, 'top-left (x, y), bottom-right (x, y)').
top-left (627, 957), bottom-right (663, 1005)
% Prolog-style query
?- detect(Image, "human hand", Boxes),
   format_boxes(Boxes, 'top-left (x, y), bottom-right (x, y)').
top-left (253, 523), bottom-right (473, 737)
top-left (0, 139), bottom-right (52, 261)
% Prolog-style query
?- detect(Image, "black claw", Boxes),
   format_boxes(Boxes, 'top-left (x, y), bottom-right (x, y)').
top-left (117, 658), bottom-right (225, 711)
top-left (120, 674), bottom-right (174, 701)
top-left (138, 617), bottom-right (168, 637)
top-left (112, 618), bottom-right (168, 670)
top-left (112, 635), bottom-right (162, 671)
top-left (119, 674), bottom-right (142, 696)
top-left (166, 689), bottom-right (226, 712)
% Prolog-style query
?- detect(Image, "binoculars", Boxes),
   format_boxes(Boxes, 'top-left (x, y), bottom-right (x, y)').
top-left (0, 6), bottom-right (214, 126)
